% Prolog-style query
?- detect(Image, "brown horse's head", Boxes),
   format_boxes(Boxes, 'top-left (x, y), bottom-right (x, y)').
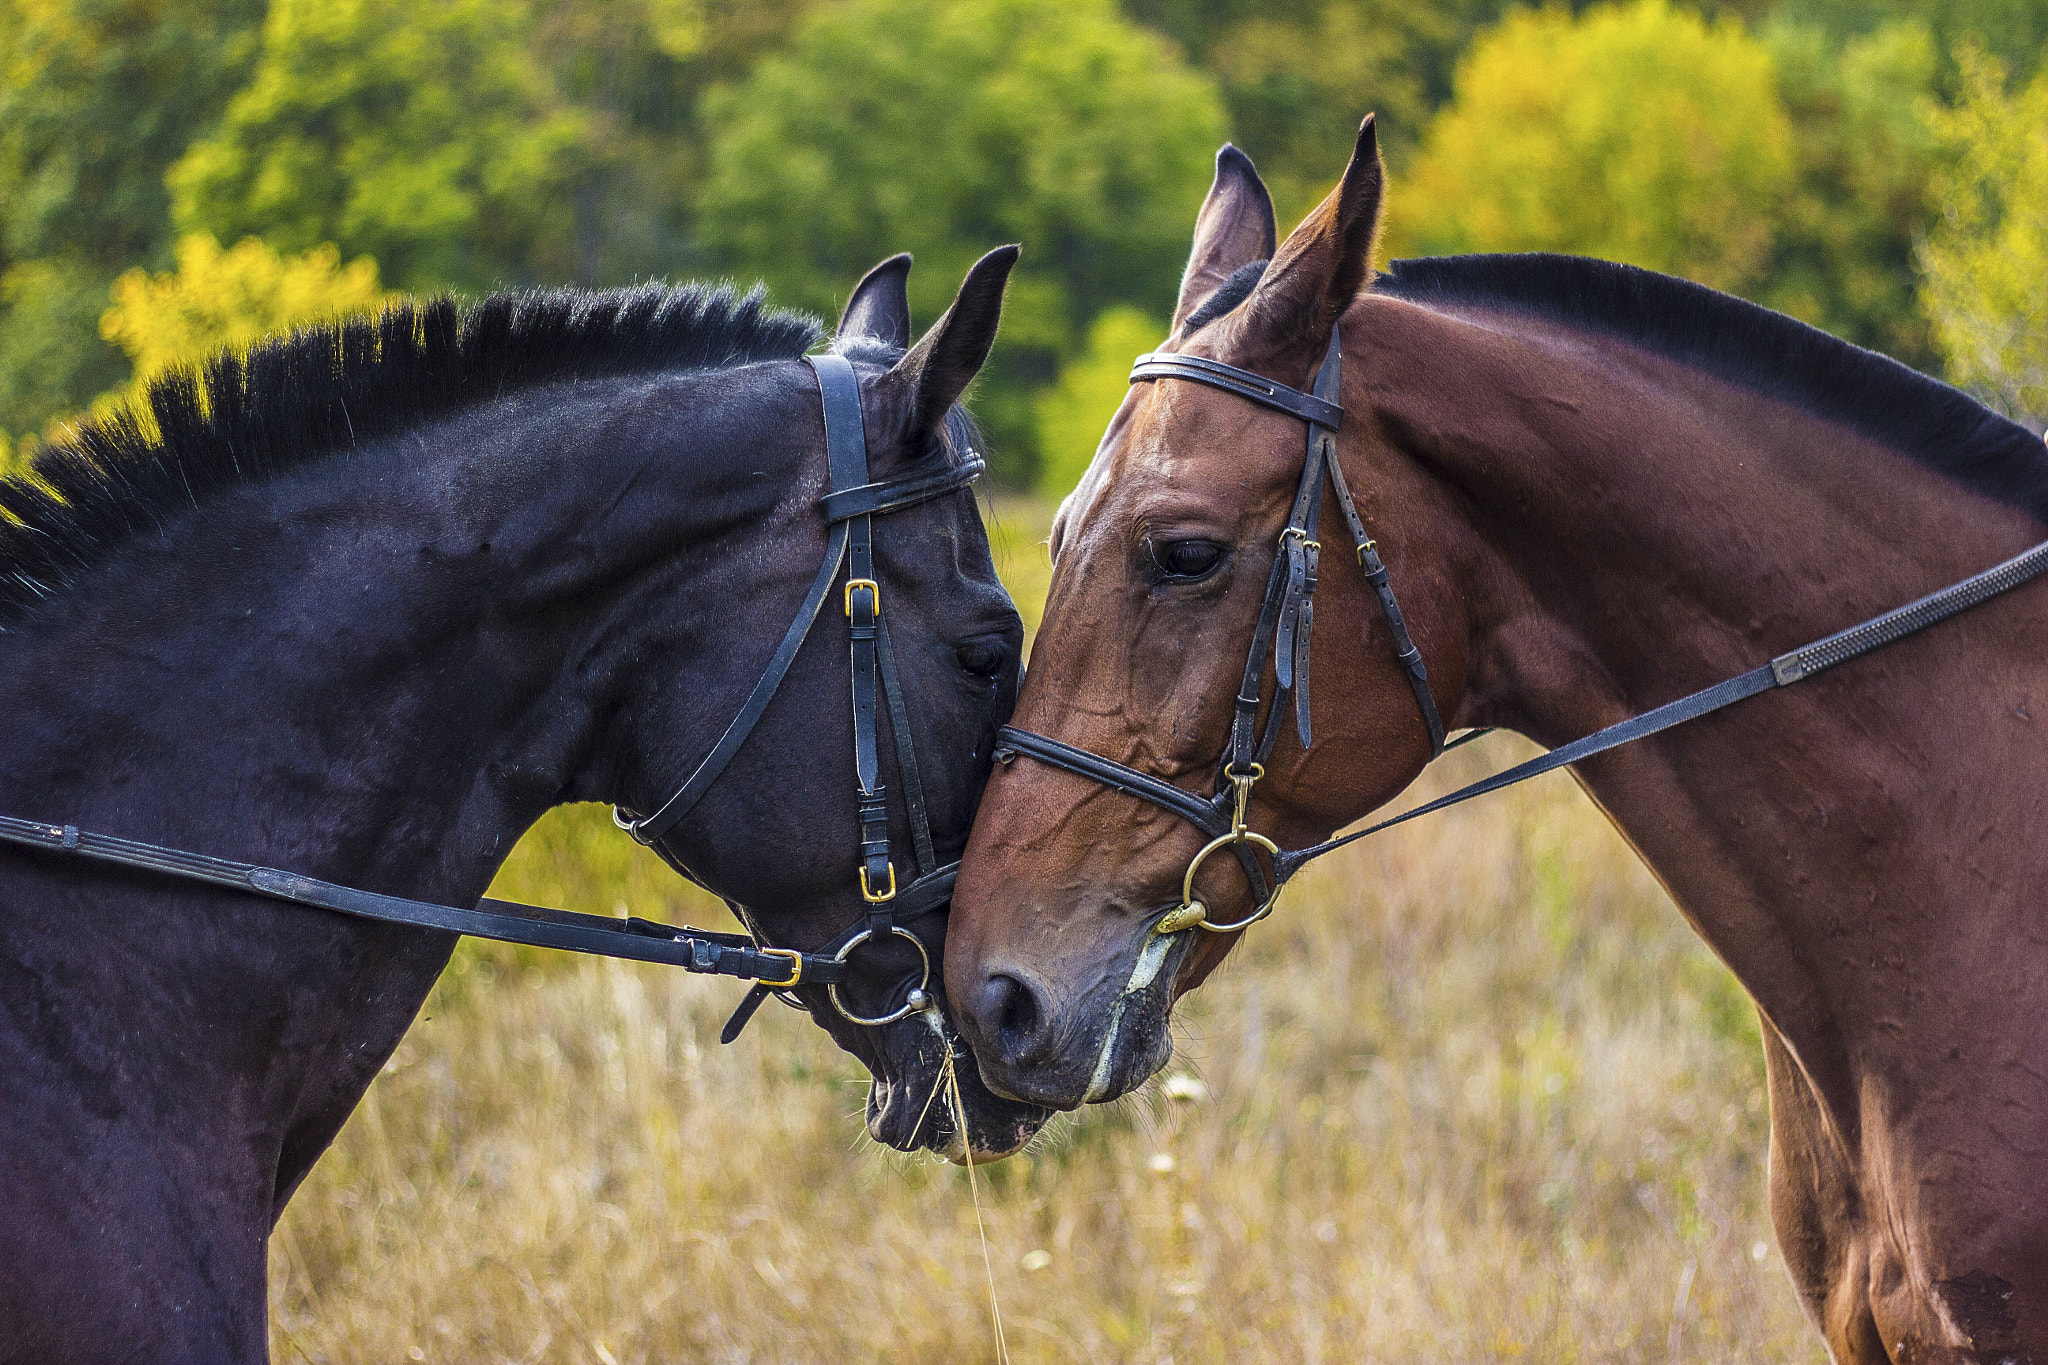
top-left (946, 121), bottom-right (1478, 1108)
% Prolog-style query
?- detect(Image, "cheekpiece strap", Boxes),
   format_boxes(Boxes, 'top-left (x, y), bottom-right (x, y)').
top-left (809, 354), bottom-right (897, 919)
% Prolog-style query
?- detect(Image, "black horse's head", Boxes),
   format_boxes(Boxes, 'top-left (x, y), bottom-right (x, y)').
top-left (0, 247), bottom-right (1049, 1166)
top-left (595, 250), bottom-right (1050, 1158)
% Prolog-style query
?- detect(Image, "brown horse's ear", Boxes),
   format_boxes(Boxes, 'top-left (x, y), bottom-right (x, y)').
top-left (838, 253), bottom-right (914, 349)
top-left (871, 245), bottom-right (1019, 453)
top-left (1231, 115), bottom-right (1383, 359)
top-left (1170, 144), bottom-right (1278, 335)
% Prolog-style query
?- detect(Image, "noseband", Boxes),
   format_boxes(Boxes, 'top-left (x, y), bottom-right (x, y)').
top-left (0, 353), bottom-right (986, 1043)
top-left (995, 329), bottom-right (2048, 939)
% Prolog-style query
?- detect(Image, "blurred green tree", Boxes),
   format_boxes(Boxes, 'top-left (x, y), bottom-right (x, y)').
top-left (694, 0), bottom-right (1225, 483)
top-left (1757, 17), bottom-right (1940, 364)
top-left (1124, 0), bottom-right (1514, 225)
top-left (521, 0), bottom-right (826, 285)
top-left (1720, 0), bottom-right (2048, 89)
top-left (1034, 306), bottom-right (1163, 496)
top-left (0, 0), bottom-right (264, 440)
top-left (168, 0), bottom-right (591, 292)
top-left (1919, 48), bottom-right (2048, 422)
top-left (0, 259), bottom-right (121, 444)
top-left (1390, 0), bottom-right (1795, 295)
top-left (98, 233), bottom-right (388, 397)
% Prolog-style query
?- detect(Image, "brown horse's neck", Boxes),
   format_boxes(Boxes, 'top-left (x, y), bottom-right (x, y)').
top-left (1357, 296), bottom-right (2048, 1149)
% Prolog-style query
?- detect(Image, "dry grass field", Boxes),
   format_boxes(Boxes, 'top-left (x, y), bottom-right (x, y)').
top-left (267, 498), bottom-right (1824, 1363)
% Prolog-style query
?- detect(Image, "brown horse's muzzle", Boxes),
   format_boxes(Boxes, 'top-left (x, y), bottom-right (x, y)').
top-left (953, 902), bottom-right (1195, 1110)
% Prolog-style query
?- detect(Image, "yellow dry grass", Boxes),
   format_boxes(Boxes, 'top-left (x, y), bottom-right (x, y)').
top-left (268, 497), bottom-right (1823, 1363)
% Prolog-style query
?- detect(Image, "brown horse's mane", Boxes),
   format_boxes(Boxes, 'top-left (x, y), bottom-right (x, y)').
top-left (0, 283), bottom-right (821, 628)
top-left (1183, 252), bottom-right (2048, 523)
top-left (1374, 253), bottom-right (2048, 524)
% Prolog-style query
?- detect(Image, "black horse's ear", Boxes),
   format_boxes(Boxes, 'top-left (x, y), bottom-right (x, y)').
top-left (872, 245), bottom-right (1018, 452)
top-left (1171, 144), bottom-right (1277, 335)
top-left (838, 253), bottom-right (914, 349)
top-left (1233, 115), bottom-right (1383, 360)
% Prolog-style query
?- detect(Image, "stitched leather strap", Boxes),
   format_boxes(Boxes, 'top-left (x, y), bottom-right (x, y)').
top-left (1131, 352), bottom-right (1344, 427)
top-left (875, 612), bottom-right (939, 877)
top-left (819, 458), bottom-right (984, 522)
top-left (993, 727), bottom-right (1234, 838)
top-left (0, 814), bottom-right (849, 984)
top-left (618, 519), bottom-right (851, 846)
top-left (1323, 426), bottom-right (1445, 756)
top-left (813, 355), bottom-right (896, 910)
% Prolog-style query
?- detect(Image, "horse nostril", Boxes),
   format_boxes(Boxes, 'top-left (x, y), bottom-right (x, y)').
top-left (976, 972), bottom-right (1050, 1065)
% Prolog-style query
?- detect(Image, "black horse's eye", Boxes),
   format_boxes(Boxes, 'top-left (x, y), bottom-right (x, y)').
top-left (1152, 539), bottom-right (1225, 581)
top-left (956, 640), bottom-right (1006, 677)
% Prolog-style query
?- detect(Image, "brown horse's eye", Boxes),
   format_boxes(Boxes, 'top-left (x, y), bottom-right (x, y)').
top-left (1153, 539), bottom-right (1224, 580)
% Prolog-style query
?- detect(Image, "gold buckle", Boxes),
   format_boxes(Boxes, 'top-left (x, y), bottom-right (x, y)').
top-left (757, 947), bottom-right (803, 989)
top-left (1222, 762), bottom-right (1264, 836)
top-left (859, 862), bottom-right (897, 903)
top-left (844, 578), bottom-right (880, 618)
top-left (1356, 537), bottom-right (1378, 566)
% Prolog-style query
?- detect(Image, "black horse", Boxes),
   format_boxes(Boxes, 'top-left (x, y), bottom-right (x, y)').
top-left (0, 250), bottom-right (1048, 1361)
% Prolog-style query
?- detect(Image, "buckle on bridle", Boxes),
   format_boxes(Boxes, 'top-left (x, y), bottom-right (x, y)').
top-left (844, 578), bottom-right (880, 618)
top-left (1155, 762), bottom-right (1281, 935)
top-left (859, 861), bottom-right (897, 903)
top-left (756, 947), bottom-right (804, 989)
top-left (1223, 761), bottom-right (1264, 834)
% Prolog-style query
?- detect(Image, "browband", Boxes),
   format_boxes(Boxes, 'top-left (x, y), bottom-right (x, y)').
top-left (819, 456), bottom-right (985, 522)
top-left (1130, 352), bottom-right (1345, 428)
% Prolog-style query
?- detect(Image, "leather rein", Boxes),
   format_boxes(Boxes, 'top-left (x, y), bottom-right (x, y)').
top-left (0, 353), bottom-right (983, 1044)
top-left (994, 330), bottom-right (2048, 938)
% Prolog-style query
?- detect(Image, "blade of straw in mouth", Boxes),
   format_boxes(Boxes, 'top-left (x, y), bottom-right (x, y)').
top-left (943, 1047), bottom-right (1011, 1365)
top-left (918, 1003), bottom-right (1010, 1365)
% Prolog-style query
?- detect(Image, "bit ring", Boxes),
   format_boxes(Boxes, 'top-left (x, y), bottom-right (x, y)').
top-left (826, 925), bottom-right (932, 1025)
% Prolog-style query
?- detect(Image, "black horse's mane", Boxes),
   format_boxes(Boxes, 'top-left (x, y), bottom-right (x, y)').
top-left (1373, 253), bottom-right (2048, 524)
top-left (0, 282), bottom-right (822, 626)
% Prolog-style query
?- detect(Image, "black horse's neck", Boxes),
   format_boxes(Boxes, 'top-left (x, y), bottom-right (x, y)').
top-left (0, 366), bottom-right (805, 1293)
top-left (8, 371), bottom-right (801, 884)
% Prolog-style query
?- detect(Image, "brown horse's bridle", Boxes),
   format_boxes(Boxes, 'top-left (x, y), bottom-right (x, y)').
top-left (994, 328), bottom-right (2048, 938)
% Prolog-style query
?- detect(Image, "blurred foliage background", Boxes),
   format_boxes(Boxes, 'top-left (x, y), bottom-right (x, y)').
top-left (2, 0), bottom-right (2045, 483)
top-left (4, 5), bottom-right (2043, 1357)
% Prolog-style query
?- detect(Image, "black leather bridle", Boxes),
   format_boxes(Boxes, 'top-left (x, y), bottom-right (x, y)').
top-left (616, 352), bottom-right (982, 1038)
top-left (0, 353), bottom-right (984, 1043)
top-left (994, 329), bottom-right (2048, 939)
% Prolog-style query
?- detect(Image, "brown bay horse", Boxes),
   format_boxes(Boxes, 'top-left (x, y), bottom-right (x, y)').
top-left (946, 120), bottom-right (2048, 1363)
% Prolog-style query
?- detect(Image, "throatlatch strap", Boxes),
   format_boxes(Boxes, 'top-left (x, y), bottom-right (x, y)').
top-left (618, 519), bottom-right (851, 845)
